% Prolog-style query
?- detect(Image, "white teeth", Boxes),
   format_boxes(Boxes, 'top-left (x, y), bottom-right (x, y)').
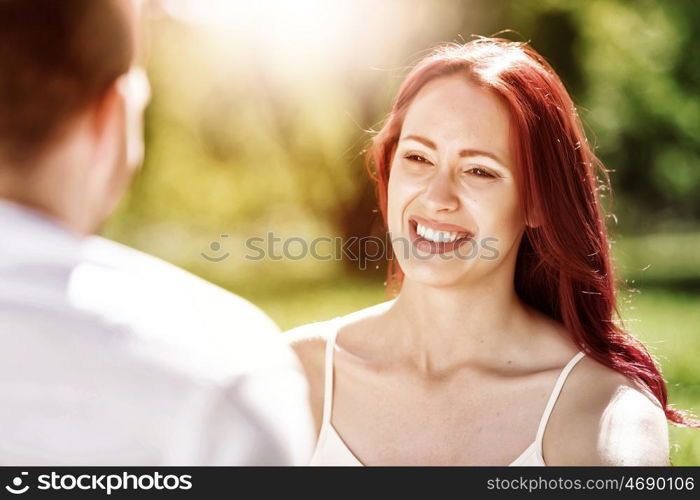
top-left (415, 220), bottom-right (465, 243)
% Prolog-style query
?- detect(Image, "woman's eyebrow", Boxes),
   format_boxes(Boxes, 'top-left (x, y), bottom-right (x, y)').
top-left (401, 134), bottom-right (437, 150)
top-left (400, 134), bottom-right (507, 166)
top-left (459, 148), bottom-right (506, 166)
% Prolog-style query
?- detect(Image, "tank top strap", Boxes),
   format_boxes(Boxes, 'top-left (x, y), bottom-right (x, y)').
top-left (534, 350), bottom-right (586, 449)
top-left (321, 317), bottom-right (343, 425)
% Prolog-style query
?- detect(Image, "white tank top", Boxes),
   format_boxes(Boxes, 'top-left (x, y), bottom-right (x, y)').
top-left (309, 317), bottom-right (586, 466)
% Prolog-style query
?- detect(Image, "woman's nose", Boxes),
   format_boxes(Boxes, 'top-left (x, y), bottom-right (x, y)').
top-left (422, 167), bottom-right (459, 213)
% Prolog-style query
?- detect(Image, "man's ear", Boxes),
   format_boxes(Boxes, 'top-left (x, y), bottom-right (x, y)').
top-left (90, 81), bottom-right (125, 144)
top-left (86, 77), bottom-right (130, 184)
top-left (81, 78), bottom-right (130, 234)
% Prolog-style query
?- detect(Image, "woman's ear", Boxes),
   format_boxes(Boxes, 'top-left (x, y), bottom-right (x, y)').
top-left (525, 207), bottom-right (543, 228)
top-left (526, 217), bottom-right (539, 228)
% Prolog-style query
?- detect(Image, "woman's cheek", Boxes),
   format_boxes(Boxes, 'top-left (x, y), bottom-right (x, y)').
top-left (386, 174), bottom-right (405, 236)
top-left (490, 194), bottom-right (525, 256)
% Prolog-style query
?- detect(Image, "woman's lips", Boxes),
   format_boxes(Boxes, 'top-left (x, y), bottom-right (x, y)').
top-left (407, 215), bottom-right (474, 255)
top-left (410, 215), bottom-right (471, 234)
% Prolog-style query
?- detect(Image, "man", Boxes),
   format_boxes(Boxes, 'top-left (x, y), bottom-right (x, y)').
top-left (0, 0), bottom-right (314, 465)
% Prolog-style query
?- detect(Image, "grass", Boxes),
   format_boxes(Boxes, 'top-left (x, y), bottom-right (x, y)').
top-left (239, 275), bottom-right (387, 330)
top-left (618, 289), bottom-right (700, 466)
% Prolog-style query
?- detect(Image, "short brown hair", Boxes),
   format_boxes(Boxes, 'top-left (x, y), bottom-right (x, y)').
top-left (0, 0), bottom-right (134, 164)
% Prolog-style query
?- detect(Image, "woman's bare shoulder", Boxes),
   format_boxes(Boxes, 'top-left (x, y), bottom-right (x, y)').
top-left (546, 354), bottom-right (670, 465)
top-left (285, 299), bottom-right (396, 370)
top-left (284, 300), bottom-right (396, 434)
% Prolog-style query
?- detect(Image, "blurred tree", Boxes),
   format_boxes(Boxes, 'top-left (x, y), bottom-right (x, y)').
top-left (500, 0), bottom-right (700, 230)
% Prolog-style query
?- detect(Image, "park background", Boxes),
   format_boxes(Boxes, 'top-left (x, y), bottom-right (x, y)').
top-left (105, 0), bottom-right (700, 464)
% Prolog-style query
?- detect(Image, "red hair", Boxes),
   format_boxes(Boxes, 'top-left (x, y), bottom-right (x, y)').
top-left (366, 37), bottom-right (699, 428)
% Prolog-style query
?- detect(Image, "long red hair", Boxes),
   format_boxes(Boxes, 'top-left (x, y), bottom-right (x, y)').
top-left (366, 37), bottom-right (698, 428)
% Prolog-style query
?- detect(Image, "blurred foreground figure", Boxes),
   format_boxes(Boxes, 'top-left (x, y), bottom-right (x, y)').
top-left (0, 0), bottom-right (314, 465)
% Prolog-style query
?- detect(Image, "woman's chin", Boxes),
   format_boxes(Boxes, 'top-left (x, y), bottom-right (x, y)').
top-left (400, 260), bottom-right (476, 289)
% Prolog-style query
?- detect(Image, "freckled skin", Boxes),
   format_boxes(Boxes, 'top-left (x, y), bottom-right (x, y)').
top-left (387, 74), bottom-right (526, 288)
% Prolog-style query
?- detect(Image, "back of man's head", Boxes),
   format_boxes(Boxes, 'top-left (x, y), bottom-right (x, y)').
top-left (0, 0), bottom-right (134, 166)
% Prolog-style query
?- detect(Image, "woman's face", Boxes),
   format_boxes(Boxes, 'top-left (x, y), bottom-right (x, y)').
top-left (387, 74), bottom-right (526, 288)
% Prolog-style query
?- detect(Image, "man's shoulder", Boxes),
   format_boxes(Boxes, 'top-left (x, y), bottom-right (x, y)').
top-left (70, 236), bottom-right (294, 380)
top-left (81, 236), bottom-right (278, 331)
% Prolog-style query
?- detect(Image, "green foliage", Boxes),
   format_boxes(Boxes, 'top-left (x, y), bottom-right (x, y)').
top-left (506, 0), bottom-right (700, 227)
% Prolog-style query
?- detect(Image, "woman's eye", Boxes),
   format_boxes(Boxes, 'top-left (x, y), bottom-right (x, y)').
top-left (405, 154), bottom-right (432, 165)
top-left (466, 167), bottom-right (495, 178)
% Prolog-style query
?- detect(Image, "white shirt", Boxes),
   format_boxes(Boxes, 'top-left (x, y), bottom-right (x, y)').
top-left (0, 199), bottom-right (314, 465)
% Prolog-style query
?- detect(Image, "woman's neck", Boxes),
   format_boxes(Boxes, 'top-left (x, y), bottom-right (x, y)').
top-left (383, 274), bottom-right (535, 375)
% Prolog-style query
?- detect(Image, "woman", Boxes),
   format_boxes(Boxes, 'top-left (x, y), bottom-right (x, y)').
top-left (288, 37), bottom-right (696, 466)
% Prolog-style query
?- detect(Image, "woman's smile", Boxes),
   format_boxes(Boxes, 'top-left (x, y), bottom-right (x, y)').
top-left (408, 214), bottom-right (474, 255)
